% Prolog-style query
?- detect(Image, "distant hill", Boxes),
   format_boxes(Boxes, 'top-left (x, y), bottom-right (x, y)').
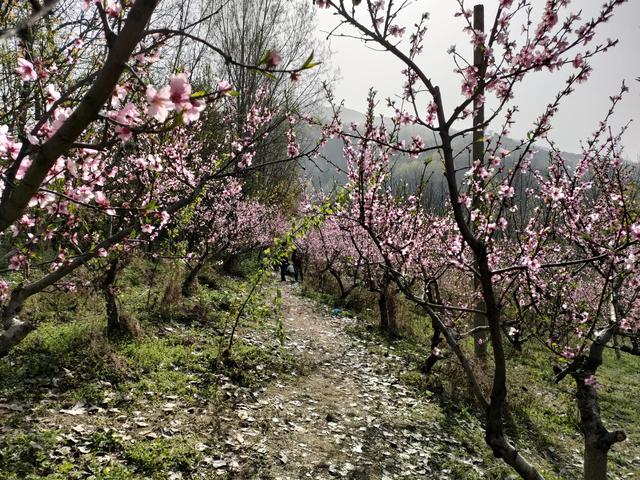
top-left (300, 107), bottom-right (582, 193)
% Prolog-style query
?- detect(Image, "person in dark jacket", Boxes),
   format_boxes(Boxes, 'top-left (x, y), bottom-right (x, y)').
top-left (292, 248), bottom-right (303, 282)
top-left (280, 257), bottom-right (289, 282)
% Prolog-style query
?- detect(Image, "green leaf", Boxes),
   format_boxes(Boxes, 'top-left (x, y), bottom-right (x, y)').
top-left (144, 200), bottom-right (158, 212)
top-left (259, 51), bottom-right (270, 66)
top-left (303, 51), bottom-right (314, 66)
top-left (301, 51), bottom-right (320, 70)
top-left (256, 69), bottom-right (276, 80)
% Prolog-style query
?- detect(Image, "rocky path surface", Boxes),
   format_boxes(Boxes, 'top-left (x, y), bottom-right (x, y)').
top-left (218, 282), bottom-right (466, 479)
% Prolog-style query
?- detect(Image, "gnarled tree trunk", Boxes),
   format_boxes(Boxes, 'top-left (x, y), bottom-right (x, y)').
top-left (103, 257), bottom-right (121, 336)
top-left (0, 287), bottom-right (33, 358)
top-left (378, 282), bottom-right (397, 336)
top-left (572, 326), bottom-right (626, 480)
top-left (329, 268), bottom-right (346, 299)
top-left (182, 260), bottom-right (205, 297)
top-left (422, 323), bottom-right (442, 374)
top-left (103, 256), bottom-right (139, 337)
top-left (182, 247), bottom-right (211, 297)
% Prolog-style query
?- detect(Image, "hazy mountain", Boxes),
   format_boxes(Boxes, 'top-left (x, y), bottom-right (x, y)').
top-left (300, 107), bottom-right (582, 193)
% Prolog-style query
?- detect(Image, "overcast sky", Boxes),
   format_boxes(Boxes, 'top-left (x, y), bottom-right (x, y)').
top-left (314, 1), bottom-right (640, 160)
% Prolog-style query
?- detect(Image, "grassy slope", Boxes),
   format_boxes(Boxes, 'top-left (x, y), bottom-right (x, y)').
top-left (0, 259), bottom-right (295, 479)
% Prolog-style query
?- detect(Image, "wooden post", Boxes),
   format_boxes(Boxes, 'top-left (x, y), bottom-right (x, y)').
top-left (472, 4), bottom-right (488, 359)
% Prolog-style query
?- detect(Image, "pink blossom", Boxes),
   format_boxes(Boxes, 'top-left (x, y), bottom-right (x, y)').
top-left (18, 215), bottom-right (35, 228)
top-left (159, 210), bottom-right (170, 227)
top-left (0, 280), bottom-right (9, 303)
top-left (16, 58), bottom-right (37, 82)
top-left (266, 50), bottom-right (282, 69)
top-left (572, 54), bottom-right (584, 69)
top-left (287, 127), bottom-right (299, 158)
top-left (182, 99), bottom-right (205, 124)
top-left (4, 139), bottom-right (23, 161)
top-left (115, 102), bottom-right (140, 126)
top-left (218, 80), bottom-right (233, 94)
top-left (426, 102), bottom-right (438, 125)
top-left (115, 126), bottom-right (132, 141)
top-left (389, 25), bottom-right (406, 37)
top-left (0, 124), bottom-right (8, 150)
top-left (239, 151), bottom-right (255, 169)
top-left (46, 84), bottom-right (61, 108)
top-left (411, 135), bottom-right (425, 151)
top-left (111, 84), bottom-right (128, 106)
top-left (499, 184), bottom-right (515, 198)
top-left (523, 257), bottom-right (541, 271)
top-left (8, 253), bottom-right (28, 271)
top-left (94, 191), bottom-right (109, 208)
top-left (146, 85), bottom-right (173, 122)
top-left (169, 73), bottom-right (192, 110)
top-left (549, 187), bottom-right (565, 203)
top-left (584, 375), bottom-right (601, 389)
top-left (105, 0), bottom-right (121, 17)
top-left (395, 111), bottom-right (414, 125)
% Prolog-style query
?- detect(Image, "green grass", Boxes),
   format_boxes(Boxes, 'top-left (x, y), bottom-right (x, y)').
top-left (0, 260), bottom-right (296, 480)
top-left (0, 429), bottom-right (61, 479)
top-left (124, 438), bottom-right (203, 476)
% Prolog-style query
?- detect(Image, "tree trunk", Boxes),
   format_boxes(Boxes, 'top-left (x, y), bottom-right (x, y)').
top-left (572, 326), bottom-right (626, 480)
top-left (103, 258), bottom-right (122, 336)
top-left (105, 290), bottom-right (120, 335)
top-left (103, 256), bottom-right (140, 337)
top-left (0, 287), bottom-right (32, 358)
top-left (378, 284), bottom-right (397, 335)
top-left (485, 429), bottom-right (545, 480)
top-left (473, 272), bottom-right (488, 359)
top-left (182, 261), bottom-right (204, 297)
top-left (422, 323), bottom-right (442, 374)
top-left (476, 246), bottom-right (543, 480)
top-left (584, 442), bottom-right (609, 480)
top-left (576, 378), bottom-right (625, 480)
top-left (378, 290), bottom-right (389, 330)
top-left (329, 269), bottom-right (347, 299)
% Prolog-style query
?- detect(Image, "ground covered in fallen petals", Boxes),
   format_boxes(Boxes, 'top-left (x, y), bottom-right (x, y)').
top-left (2, 275), bottom-right (638, 479)
top-left (213, 282), bottom-right (464, 479)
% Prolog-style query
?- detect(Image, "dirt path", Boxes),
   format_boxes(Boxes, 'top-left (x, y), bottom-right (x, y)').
top-left (222, 282), bottom-right (449, 479)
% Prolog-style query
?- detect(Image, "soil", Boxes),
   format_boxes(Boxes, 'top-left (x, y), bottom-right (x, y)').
top-left (220, 281), bottom-right (442, 479)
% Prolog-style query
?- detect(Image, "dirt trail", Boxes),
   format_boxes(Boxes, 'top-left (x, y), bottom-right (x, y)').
top-left (224, 282), bottom-right (447, 479)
